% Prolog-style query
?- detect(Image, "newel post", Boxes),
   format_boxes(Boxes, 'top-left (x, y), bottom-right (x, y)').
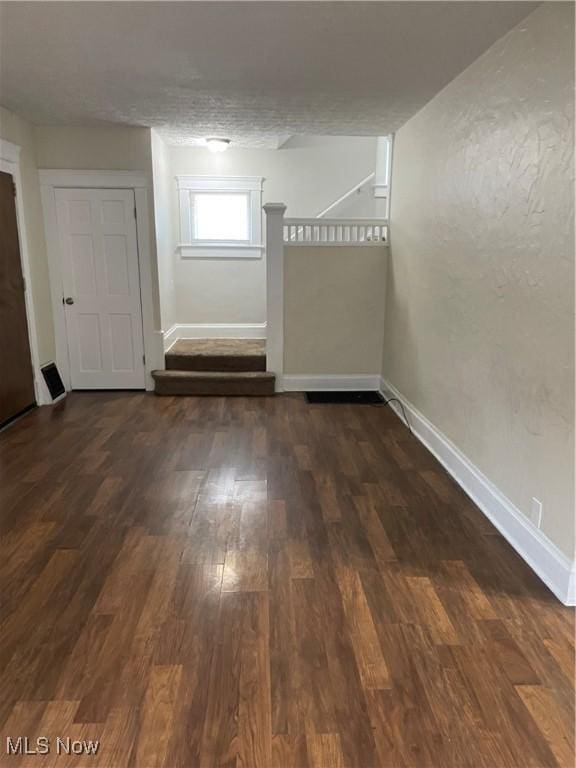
top-left (263, 203), bottom-right (287, 392)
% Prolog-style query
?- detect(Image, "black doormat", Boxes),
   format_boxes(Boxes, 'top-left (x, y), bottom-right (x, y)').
top-left (305, 390), bottom-right (385, 405)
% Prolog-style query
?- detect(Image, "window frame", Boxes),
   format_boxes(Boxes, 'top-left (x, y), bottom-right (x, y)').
top-left (176, 175), bottom-right (264, 259)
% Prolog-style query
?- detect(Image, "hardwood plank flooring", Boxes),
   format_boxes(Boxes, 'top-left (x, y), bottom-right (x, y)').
top-left (0, 392), bottom-right (573, 767)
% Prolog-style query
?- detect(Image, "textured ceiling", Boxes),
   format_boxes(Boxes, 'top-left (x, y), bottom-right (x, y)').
top-left (0, 1), bottom-right (537, 147)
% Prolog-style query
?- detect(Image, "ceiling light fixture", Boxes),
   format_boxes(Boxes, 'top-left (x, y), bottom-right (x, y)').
top-left (205, 138), bottom-right (231, 153)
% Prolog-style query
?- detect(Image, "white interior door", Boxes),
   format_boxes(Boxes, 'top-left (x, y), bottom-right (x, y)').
top-left (55, 188), bottom-right (145, 389)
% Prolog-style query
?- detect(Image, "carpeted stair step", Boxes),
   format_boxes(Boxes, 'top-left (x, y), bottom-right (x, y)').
top-left (166, 339), bottom-right (266, 372)
top-left (152, 370), bottom-right (275, 396)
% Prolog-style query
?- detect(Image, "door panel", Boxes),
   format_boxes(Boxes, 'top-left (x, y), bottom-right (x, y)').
top-left (109, 314), bottom-right (135, 371)
top-left (55, 188), bottom-right (145, 389)
top-left (0, 170), bottom-right (36, 426)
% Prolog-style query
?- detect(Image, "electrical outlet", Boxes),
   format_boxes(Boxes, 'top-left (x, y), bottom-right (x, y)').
top-left (530, 497), bottom-right (543, 529)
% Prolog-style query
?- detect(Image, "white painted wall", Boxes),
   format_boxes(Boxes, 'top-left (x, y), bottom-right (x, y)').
top-left (34, 125), bottom-right (155, 172)
top-left (323, 182), bottom-right (383, 219)
top-left (0, 117), bottom-right (167, 370)
top-left (151, 130), bottom-right (176, 332)
top-left (167, 137), bottom-right (378, 325)
top-left (285, 246), bottom-right (387, 375)
top-left (382, 4), bottom-right (575, 559)
top-left (0, 119), bottom-right (378, 360)
top-left (0, 106), bottom-right (53, 364)
top-left (34, 125), bottom-right (163, 331)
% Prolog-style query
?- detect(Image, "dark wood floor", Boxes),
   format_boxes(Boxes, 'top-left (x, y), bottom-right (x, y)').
top-left (0, 392), bottom-right (573, 768)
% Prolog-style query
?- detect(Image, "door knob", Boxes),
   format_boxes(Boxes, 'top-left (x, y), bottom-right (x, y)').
top-left (64, 297), bottom-right (75, 305)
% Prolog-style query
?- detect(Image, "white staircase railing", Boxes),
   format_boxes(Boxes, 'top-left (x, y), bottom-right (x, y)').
top-left (264, 203), bottom-right (389, 392)
top-left (316, 172), bottom-right (376, 219)
top-left (283, 217), bottom-right (388, 246)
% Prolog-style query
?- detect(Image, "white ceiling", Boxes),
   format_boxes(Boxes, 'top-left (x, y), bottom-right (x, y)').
top-left (0, 1), bottom-right (537, 147)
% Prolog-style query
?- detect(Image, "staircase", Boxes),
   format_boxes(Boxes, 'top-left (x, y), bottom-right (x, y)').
top-left (152, 339), bottom-right (275, 396)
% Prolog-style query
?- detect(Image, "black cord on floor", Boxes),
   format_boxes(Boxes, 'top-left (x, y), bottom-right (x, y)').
top-left (372, 396), bottom-right (412, 433)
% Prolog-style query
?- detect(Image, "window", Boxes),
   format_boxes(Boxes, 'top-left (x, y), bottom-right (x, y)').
top-left (177, 175), bottom-right (264, 258)
top-left (194, 193), bottom-right (249, 241)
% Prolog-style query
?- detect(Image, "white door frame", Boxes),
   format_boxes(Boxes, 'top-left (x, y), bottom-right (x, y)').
top-left (40, 169), bottom-right (159, 392)
top-left (0, 139), bottom-right (50, 405)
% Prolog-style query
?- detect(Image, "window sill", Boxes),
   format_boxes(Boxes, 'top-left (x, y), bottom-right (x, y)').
top-left (178, 243), bottom-right (264, 260)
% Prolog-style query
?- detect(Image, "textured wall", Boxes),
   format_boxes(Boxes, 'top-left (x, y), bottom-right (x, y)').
top-left (169, 138), bottom-right (377, 325)
top-left (285, 246), bottom-right (387, 375)
top-left (383, 4), bottom-right (575, 557)
top-left (0, 106), bottom-right (54, 364)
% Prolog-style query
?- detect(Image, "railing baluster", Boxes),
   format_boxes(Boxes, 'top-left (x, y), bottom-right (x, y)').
top-left (281, 218), bottom-right (388, 245)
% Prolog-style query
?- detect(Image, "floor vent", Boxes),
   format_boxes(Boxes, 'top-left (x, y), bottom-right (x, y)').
top-left (305, 390), bottom-right (384, 405)
top-left (41, 362), bottom-right (65, 400)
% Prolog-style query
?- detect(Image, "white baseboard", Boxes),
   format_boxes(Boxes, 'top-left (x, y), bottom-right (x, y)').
top-left (380, 376), bottom-right (575, 606)
top-left (162, 325), bottom-right (179, 352)
top-left (283, 374), bottom-right (381, 392)
top-left (163, 323), bottom-right (266, 352)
